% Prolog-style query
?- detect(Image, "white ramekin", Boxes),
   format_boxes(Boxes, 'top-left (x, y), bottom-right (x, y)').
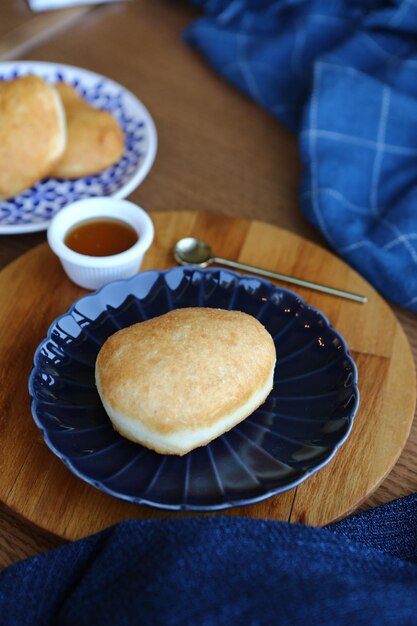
top-left (47, 198), bottom-right (154, 290)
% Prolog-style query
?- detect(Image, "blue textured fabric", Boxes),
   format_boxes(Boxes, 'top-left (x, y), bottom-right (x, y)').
top-left (185, 0), bottom-right (417, 312)
top-left (2, 494), bottom-right (417, 625)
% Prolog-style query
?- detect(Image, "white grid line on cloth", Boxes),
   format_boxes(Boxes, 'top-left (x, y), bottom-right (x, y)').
top-left (340, 229), bottom-right (417, 258)
top-left (405, 294), bottom-right (417, 307)
top-left (327, 193), bottom-right (417, 265)
top-left (218, 0), bottom-right (244, 25)
top-left (341, 218), bottom-right (417, 265)
top-left (291, 14), bottom-right (306, 75)
top-left (370, 86), bottom-right (391, 215)
top-left (384, 233), bottom-right (417, 251)
top-left (303, 59), bottom-right (357, 77)
top-left (223, 60), bottom-right (290, 80)
top-left (221, 61), bottom-right (294, 111)
top-left (308, 63), bottom-right (332, 243)
top-left (360, 31), bottom-right (410, 64)
top-left (380, 217), bottom-right (417, 265)
top-left (401, 57), bottom-right (417, 68)
top-left (302, 129), bottom-right (417, 156)
top-left (237, 33), bottom-right (264, 104)
top-left (340, 240), bottom-right (374, 253)
top-left (301, 188), bottom-right (383, 215)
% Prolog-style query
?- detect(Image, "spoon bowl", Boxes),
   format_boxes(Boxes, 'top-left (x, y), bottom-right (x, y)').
top-left (174, 237), bottom-right (214, 268)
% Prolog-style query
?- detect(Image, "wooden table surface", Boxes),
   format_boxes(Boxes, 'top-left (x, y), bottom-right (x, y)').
top-left (1, 0), bottom-right (417, 570)
top-left (0, 0), bottom-right (93, 60)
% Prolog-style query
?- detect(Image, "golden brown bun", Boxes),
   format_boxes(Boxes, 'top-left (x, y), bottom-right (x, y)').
top-left (96, 308), bottom-right (276, 455)
top-left (0, 75), bottom-right (66, 200)
top-left (50, 83), bottom-right (124, 179)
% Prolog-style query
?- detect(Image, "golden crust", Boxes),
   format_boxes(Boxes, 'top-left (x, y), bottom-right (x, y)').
top-left (96, 308), bottom-right (276, 447)
top-left (49, 83), bottom-right (124, 179)
top-left (101, 373), bottom-right (274, 456)
top-left (0, 75), bottom-right (66, 200)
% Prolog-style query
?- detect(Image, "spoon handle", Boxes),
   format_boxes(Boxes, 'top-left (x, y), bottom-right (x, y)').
top-left (212, 256), bottom-right (367, 304)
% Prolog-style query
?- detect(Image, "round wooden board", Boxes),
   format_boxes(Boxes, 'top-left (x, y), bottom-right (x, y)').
top-left (0, 210), bottom-right (415, 541)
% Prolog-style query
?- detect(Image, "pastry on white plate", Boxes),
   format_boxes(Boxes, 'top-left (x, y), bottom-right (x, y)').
top-left (50, 82), bottom-right (124, 179)
top-left (0, 75), bottom-right (66, 200)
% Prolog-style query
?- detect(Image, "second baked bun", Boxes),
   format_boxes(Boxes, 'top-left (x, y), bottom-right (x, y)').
top-left (0, 75), bottom-right (66, 200)
top-left (96, 308), bottom-right (276, 455)
top-left (50, 83), bottom-right (124, 179)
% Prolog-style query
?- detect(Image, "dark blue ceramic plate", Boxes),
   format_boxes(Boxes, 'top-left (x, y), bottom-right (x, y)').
top-left (29, 268), bottom-right (359, 511)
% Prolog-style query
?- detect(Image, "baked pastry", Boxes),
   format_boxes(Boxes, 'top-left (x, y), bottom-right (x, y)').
top-left (0, 75), bottom-right (66, 200)
top-left (96, 308), bottom-right (276, 455)
top-left (49, 82), bottom-right (124, 179)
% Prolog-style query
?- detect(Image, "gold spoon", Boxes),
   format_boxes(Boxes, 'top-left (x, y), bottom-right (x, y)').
top-left (173, 237), bottom-right (367, 304)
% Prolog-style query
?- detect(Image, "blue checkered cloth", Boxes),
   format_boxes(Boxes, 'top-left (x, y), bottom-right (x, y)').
top-left (185, 0), bottom-right (417, 312)
top-left (2, 493), bottom-right (417, 625)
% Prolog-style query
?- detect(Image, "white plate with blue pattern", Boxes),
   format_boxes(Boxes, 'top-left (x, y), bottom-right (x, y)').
top-left (0, 61), bottom-right (157, 235)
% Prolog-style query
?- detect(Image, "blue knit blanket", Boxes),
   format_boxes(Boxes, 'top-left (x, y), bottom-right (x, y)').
top-left (2, 493), bottom-right (417, 625)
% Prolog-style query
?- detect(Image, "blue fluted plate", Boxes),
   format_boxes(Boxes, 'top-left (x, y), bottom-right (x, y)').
top-left (29, 268), bottom-right (359, 511)
top-left (0, 61), bottom-right (157, 235)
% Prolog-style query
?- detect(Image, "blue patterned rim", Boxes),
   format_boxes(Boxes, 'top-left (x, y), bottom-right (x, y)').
top-left (29, 268), bottom-right (359, 511)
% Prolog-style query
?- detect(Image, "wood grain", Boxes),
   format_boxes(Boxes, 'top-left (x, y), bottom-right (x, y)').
top-left (0, 1), bottom-right (95, 61)
top-left (0, 211), bottom-right (414, 550)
